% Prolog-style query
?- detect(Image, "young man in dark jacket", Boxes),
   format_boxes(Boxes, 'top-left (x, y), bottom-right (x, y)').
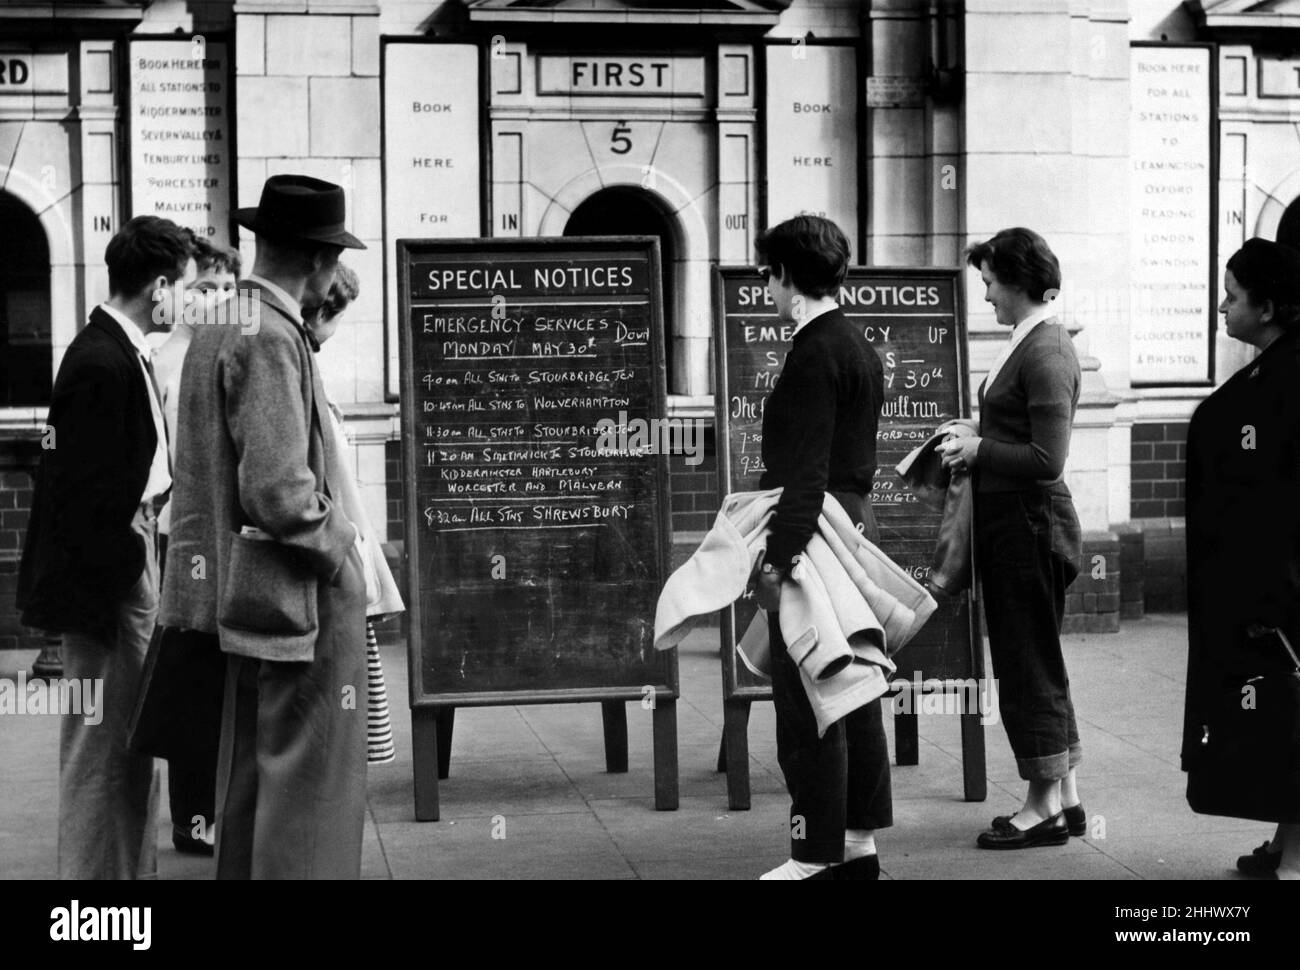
top-left (753, 216), bottom-right (889, 880)
top-left (18, 216), bottom-right (194, 879)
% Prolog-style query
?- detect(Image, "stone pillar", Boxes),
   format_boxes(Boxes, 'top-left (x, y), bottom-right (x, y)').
top-left (234, 0), bottom-right (391, 537)
top-left (962, 0), bottom-right (1131, 531)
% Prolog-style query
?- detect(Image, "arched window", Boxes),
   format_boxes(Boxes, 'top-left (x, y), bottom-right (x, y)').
top-left (563, 186), bottom-right (680, 394)
top-left (0, 191), bottom-right (52, 406)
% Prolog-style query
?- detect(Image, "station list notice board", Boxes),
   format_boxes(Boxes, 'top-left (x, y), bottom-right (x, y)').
top-left (399, 238), bottom-right (677, 706)
top-left (715, 267), bottom-right (976, 697)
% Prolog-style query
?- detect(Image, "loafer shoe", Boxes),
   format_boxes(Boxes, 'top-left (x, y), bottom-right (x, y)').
top-left (977, 812), bottom-right (1069, 850)
top-left (993, 804), bottom-right (1086, 838)
top-left (831, 854), bottom-right (880, 881)
top-left (1236, 842), bottom-right (1282, 877)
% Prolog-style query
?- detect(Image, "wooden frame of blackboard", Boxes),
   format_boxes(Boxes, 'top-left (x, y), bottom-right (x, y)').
top-left (398, 235), bottom-right (679, 820)
top-left (710, 264), bottom-right (986, 809)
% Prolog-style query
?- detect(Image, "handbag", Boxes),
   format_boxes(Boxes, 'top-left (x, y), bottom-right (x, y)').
top-left (1186, 625), bottom-right (1300, 823)
top-left (128, 625), bottom-right (225, 763)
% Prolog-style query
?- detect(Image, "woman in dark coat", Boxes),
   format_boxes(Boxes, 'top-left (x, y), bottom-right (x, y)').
top-left (939, 228), bottom-right (1085, 849)
top-left (1183, 238), bottom-right (1300, 881)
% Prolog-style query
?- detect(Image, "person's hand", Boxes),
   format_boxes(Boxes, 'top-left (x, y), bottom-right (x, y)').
top-left (937, 435), bottom-right (981, 475)
top-left (755, 567), bottom-right (782, 612)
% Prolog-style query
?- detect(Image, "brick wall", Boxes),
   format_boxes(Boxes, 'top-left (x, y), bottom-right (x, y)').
top-left (1130, 421), bottom-right (1187, 519)
top-left (666, 429), bottom-right (720, 537)
top-left (0, 466), bottom-right (43, 652)
top-left (1062, 532), bottom-right (1122, 634)
top-left (1136, 517), bottom-right (1187, 613)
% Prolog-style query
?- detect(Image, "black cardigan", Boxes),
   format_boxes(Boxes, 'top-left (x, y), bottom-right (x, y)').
top-left (17, 308), bottom-right (158, 637)
top-left (976, 319), bottom-right (1080, 491)
top-left (759, 307), bottom-right (884, 571)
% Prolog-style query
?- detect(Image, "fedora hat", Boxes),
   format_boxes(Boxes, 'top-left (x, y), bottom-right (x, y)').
top-left (235, 174), bottom-right (365, 249)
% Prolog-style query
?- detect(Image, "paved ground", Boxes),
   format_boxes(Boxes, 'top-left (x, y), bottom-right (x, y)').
top-left (0, 614), bottom-right (1274, 879)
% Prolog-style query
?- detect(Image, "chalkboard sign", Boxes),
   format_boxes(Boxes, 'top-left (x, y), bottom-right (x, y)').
top-left (399, 237), bottom-right (679, 819)
top-left (712, 266), bottom-right (985, 807)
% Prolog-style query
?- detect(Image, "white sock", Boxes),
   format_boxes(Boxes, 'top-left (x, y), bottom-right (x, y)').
top-left (845, 830), bottom-right (876, 860)
top-left (759, 858), bottom-right (828, 880)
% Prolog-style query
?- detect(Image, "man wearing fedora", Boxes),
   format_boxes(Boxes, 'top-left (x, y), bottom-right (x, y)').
top-left (159, 175), bottom-right (369, 879)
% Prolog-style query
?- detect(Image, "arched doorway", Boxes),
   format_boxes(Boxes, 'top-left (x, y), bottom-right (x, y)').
top-left (0, 191), bottom-right (52, 406)
top-left (1277, 196), bottom-right (1300, 254)
top-left (563, 186), bottom-right (679, 393)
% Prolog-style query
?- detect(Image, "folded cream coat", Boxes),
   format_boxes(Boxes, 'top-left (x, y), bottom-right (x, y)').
top-left (654, 489), bottom-right (937, 737)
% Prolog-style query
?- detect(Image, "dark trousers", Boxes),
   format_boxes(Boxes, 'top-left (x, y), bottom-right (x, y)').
top-left (168, 763), bottom-right (216, 840)
top-left (214, 570), bottom-right (368, 880)
top-left (156, 533), bottom-right (217, 840)
top-left (769, 491), bottom-right (892, 864)
top-left (975, 490), bottom-right (1082, 782)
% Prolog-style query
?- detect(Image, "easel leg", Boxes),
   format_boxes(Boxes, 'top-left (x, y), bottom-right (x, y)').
top-left (716, 732), bottom-right (727, 773)
top-left (960, 694), bottom-right (988, 802)
top-left (895, 690), bottom-right (919, 766)
top-left (412, 707), bottom-right (440, 822)
top-left (436, 707), bottom-right (455, 780)
top-left (653, 698), bottom-right (678, 811)
top-left (601, 700), bottom-right (628, 773)
top-left (723, 700), bottom-right (752, 811)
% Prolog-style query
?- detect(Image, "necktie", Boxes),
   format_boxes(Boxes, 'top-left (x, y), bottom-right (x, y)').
top-left (141, 353), bottom-right (173, 477)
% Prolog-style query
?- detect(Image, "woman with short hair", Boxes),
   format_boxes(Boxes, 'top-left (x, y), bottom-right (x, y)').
top-left (752, 215), bottom-right (889, 880)
top-left (305, 264), bottom-right (404, 767)
top-left (939, 227), bottom-right (1085, 849)
top-left (1183, 238), bottom-right (1300, 880)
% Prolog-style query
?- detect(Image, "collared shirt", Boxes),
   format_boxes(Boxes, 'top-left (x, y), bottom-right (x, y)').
top-left (98, 303), bottom-right (171, 506)
top-left (245, 273), bottom-right (304, 325)
top-left (983, 302), bottom-right (1059, 393)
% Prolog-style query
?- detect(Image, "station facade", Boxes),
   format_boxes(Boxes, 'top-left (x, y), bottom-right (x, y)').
top-left (3, 0), bottom-right (1300, 648)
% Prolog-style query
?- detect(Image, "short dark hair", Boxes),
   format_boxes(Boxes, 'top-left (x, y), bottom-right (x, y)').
top-left (1227, 239), bottom-right (1300, 331)
top-left (319, 262), bottom-right (359, 322)
top-left (965, 228), bottom-right (1062, 302)
top-left (191, 235), bottom-right (242, 278)
top-left (105, 216), bottom-right (193, 298)
top-left (755, 215), bottom-right (850, 298)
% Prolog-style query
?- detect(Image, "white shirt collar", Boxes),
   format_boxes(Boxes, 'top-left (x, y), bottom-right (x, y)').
top-left (246, 274), bottom-right (303, 324)
top-left (982, 303), bottom-right (1059, 395)
top-left (1009, 303), bottom-right (1058, 345)
top-left (99, 303), bottom-right (153, 359)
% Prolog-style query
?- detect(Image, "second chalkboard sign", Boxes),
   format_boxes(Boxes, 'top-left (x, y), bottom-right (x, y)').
top-left (399, 237), bottom-right (679, 820)
top-left (712, 265), bottom-right (986, 809)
